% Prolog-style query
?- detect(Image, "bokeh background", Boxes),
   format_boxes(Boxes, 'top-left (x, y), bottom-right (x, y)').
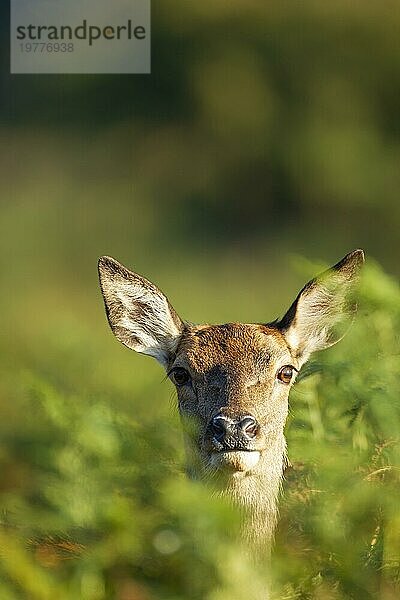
top-left (0, 2), bottom-right (399, 599)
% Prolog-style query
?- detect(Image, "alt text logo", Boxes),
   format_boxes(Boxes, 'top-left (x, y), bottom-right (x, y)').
top-left (11, 0), bottom-right (151, 74)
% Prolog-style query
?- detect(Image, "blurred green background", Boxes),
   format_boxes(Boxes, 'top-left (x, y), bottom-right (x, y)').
top-left (0, 2), bottom-right (399, 598)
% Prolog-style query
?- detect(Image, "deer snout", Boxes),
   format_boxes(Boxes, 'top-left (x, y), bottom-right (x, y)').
top-left (210, 414), bottom-right (260, 450)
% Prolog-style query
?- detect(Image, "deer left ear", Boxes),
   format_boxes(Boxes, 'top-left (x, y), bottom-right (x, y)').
top-left (278, 250), bottom-right (365, 366)
top-left (98, 256), bottom-right (184, 367)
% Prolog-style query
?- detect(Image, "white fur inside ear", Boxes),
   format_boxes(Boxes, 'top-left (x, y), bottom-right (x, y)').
top-left (284, 285), bottom-right (335, 360)
top-left (281, 265), bottom-right (357, 365)
top-left (118, 282), bottom-right (181, 352)
top-left (99, 258), bottom-right (183, 366)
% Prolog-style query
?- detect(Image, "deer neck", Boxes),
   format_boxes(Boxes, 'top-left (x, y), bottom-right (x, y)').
top-left (187, 433), bottom-right (287, 550)
top-left (222, 433), bottom-right (287, 549)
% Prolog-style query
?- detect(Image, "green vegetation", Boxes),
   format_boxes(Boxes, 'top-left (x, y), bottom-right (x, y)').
top-left (0, 257), bottom-right (398, 599)
top-left (273, 261), bottom-right (400, 599)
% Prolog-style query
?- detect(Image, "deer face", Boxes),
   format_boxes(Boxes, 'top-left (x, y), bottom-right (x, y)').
top-left (98, 251), bottom-right (364, 478)
top-left (170, 323), bottom-right (295, 475)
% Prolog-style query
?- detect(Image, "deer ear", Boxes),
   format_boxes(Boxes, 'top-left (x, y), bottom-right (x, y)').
top-left (278, 250), bottom-right (365, 366)
top-left (98, 256), bottom-right (184, 367)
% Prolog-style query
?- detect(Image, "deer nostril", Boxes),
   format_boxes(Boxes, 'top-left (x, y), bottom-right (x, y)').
top-left (211, 416), bottom-right (230, 441)
top-left (239, 416), bottom-right (259, 439)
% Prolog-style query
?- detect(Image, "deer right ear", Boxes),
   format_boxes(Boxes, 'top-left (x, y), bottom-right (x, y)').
top-left (278, 250), bottom-right (365, 366)
top-left (98, 256), bottom-right (184, 367)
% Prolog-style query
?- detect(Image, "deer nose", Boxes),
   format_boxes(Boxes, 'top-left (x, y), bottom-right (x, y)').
top-left (211, 415), bottom-right (233, 441)
top-left (211, 414), bottom-right (259, 443)
top-left (239, 415), bottom-right (259, 439)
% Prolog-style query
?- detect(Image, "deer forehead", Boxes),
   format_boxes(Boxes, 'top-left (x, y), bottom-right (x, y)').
top-left (175, 323), bottom-right (292, 376)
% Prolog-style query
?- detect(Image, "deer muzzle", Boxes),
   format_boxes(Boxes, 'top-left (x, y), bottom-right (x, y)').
top-left (207, 413), bottom-right (262, 472)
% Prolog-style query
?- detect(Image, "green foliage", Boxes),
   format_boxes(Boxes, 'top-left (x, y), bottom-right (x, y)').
top-left (273, 261), bottom-right (400, 599)
top-left (0, 259), bottom-right (398, 599)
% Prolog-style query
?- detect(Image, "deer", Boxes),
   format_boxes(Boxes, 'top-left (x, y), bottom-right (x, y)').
top-left (98, 249), bottom-right (364, 553)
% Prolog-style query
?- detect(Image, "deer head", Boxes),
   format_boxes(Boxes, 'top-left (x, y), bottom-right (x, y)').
top-left (98, 251), bottom-right (364, 487)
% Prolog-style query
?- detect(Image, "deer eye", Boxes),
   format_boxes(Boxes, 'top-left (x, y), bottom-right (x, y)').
top-left (169, 367), bottom-right (191, 387)
top-left (277, 365), bottom-right (295, 384)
